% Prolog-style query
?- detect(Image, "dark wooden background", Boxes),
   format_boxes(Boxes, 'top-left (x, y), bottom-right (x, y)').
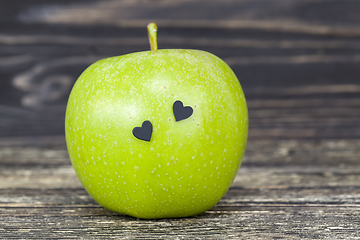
top-left (1, 0), bottom-right (360, 239)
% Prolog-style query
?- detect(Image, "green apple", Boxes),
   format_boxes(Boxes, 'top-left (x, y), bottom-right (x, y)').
top-left (65, 23), bottom-right (248, 219)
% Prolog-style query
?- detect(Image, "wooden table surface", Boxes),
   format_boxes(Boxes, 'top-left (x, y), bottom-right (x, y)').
top-left (1, 0), bottom-right (360, 239)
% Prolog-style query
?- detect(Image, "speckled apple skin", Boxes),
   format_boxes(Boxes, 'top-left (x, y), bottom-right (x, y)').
top-left (65, 49), bottom-right (248, 219)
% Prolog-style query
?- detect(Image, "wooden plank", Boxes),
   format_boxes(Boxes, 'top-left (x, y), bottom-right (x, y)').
top-left (1, 205), bottom-right (359, 239)
top-left (11, 0), bottom-right (360, 36)
top-left (0, 0), bottom-right (360, 139)
top-left (1, 97), bottom-right (360, 139)
top-left (0, 139), bottom-right (360, 238)
top-left (1, 138), bottom-right (360, 166)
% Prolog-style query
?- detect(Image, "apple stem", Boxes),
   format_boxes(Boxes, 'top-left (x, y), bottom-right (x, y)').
top-left (147, 23), bottom-right (158, 51)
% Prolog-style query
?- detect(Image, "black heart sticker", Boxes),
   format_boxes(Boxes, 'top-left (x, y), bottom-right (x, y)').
top-left (173, 100), bottom-right (193, 122)
top-left (133, 120), bottom-right (153, 141)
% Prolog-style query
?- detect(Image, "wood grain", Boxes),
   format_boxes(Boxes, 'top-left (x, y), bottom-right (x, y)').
top-left (1, 0), bottom-right (360, 239)
top-left (1, 139), bottom-right (360, 239)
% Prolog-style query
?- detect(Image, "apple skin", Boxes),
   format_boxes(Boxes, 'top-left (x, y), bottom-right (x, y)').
top-left (65, 49), bottom-right (248, 219)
